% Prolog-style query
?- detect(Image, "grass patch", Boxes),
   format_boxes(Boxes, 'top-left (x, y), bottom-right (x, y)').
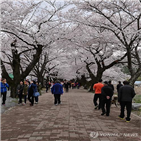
top-left (11, 99), bottom-right (18, 103)
top-left (133, 95), bottom-right (141, 103)
top-left (132, 107), bottom-right (141, 117)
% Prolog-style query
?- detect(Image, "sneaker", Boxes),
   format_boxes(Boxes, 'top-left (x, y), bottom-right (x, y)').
top-left (2, 104), bottom-right (5, 106)
top-left (118, 116), bottom-right (124, 120)
top-left (30, 103), bottom-right (33, 106)
top-left (101, 113), bottom-right (105, 116)
top-left (126, 120), bottom-right (130, 122)
top-left (95, 105), bottom-right (98, 109)
top-left (55, 104), bottom-right (58, 106)
top-left (125, 118), bottom-right (130, 122)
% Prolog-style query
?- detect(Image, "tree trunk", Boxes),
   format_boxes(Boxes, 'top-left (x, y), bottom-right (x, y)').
top-left (10, 84), bottom-right (18, 98)
top-left (37, 74), bottom-right (44, 87)
top-left (9, 77), bottom-right (21, 98)
top-left (88, 66), bottom-right (103, 92)
top-left (89, 76), bottom-right (102, 92)
top-left (129, 69), bottom-right (141, 86)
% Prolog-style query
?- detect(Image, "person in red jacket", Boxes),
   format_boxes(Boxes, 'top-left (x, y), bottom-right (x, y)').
top-left (93, 79), bottom-right (104, 109)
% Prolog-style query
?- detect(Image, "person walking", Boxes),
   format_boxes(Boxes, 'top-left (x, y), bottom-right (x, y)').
top-left (28, 80), bottom-right (37, 106)
top-left (108, 80), bottom-right (114, 92)
top-left (76, 82), bottom-right (80, 89)
top-left (17, 81), bottom-right (24, 104)
top-left (34, 82), bottom-right (41, 104)
top-left (117, 81), bottom-right (123, 94)
top-left (118, 81), bottom-right (136, 122)
top-left (51, 80), bottom-right (63, 105)
top-left (64, 80), bottom-right (69, 92)
top-left (1, 78), bottom-right (9, 105)
top-left (23, 81), bottom-right (29, 104)
top-left (101, 81), bottom-right (113, 116)
top-left (93, 79), bottom-right (104, 109)
top-left (46, 81), bottom-right (49, 93)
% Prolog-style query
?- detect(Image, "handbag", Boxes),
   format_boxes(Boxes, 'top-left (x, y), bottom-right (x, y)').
top-left (34, 92), bottom-right (40, 97)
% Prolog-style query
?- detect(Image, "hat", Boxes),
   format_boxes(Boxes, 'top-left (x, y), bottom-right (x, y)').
top-left (104, 81), bottom-right (108, 84)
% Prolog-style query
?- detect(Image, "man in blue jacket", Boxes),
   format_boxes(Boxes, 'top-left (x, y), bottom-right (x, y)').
top-left (51, 80), bottom-right (63, 105)
top-left (1, 78), bottom-right (9, 105)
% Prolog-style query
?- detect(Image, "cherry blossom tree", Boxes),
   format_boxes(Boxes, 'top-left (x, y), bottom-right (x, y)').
top-left (30, 46), bottom-right (60, 86)
top-left (55, 19), bottom-right (127, 90)
top-left (0, 0), bottom-right (70, 97)
top-left (1, 0), bottom-right (140, 97)
top-left (70, 0), bottom-right (141, 86)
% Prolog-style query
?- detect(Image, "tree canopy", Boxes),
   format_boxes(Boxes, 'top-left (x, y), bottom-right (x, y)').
top-left (1, 0), bottom-right (141, 96)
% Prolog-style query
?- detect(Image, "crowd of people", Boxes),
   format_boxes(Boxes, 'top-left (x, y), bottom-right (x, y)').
top-left (1, 78), bottom-right (80, 107)
top-left (93, 79), bottom-right (136, 122)
top-left (1, 78), bottom-right (136, 122)
top-left (17, 80), bottom-right (42, 106)
top-left (0, 78), bottom-right (42, 106)
top-left (45, 80), bottom-right (80, 93)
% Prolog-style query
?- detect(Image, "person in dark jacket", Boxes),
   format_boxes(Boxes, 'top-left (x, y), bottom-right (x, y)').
top-left (118, 81), bottom-right (136, 122)
top-left (51, 80), bottom-right (63, 105)
top-left (35, 82), bottom-right (41, 104)
top-left (64, 80), bottom-right (69, 92)
top-left (1, 78), bottom-right (9, 105)
top-left (108, 80), bottom-right (114, 92)
top-left (46, 81), bottom-right (49, 93)
top-left (116, 81), bottom-right (123, 94)
top-left (17, 81), bottom-right (24, 104)
top-left (28, 80), bottom-right (37, 106)
top-left (101, 81), bottom-right (113, 116)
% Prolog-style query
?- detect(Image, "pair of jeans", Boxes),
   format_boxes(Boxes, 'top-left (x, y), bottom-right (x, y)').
top-left (65, 88), bottom-right (69, 92)
top-left (24, 95), bottom-right (27, 103)
top-left (101, 99), bottom-right (111, 115)
top-left (120, 101), bottom-right (132, 121)
top-left (18, 94), bottom-right (23, 104)
top-left (1, 92), bottom-right (7, 104)
top-left (46, 87), bottom-right (48, 92)
top-left (35, 96), bottom-right (39, 102)
top-left (54, 94), bottom-right (61, 104)
top-left (28, 95), bottom-right (34, 105)
top-left (93, 94), bottom-right (101, 109)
